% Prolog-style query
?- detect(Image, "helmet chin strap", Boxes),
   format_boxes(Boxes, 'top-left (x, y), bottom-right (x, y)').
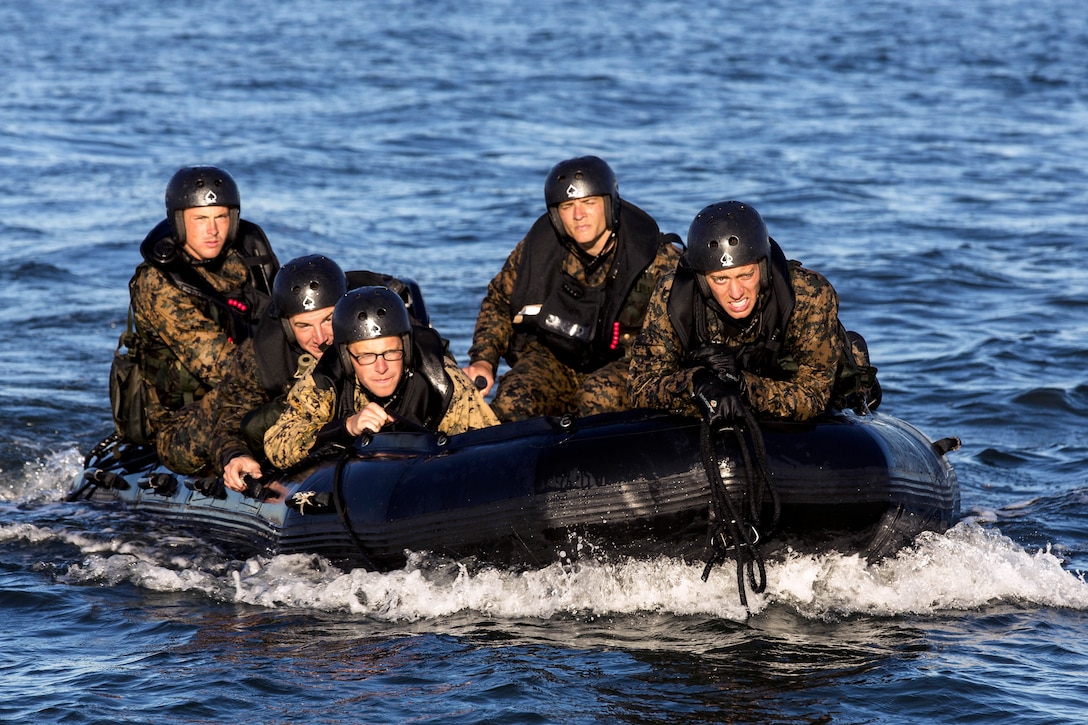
top-left (565, 229), bottom-right (617, 275)
top-left (280, 318), bottom-right (297, 345)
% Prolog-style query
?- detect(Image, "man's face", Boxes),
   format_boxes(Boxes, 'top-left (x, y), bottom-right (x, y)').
top-left (347, 336), bottom-right (405, 399)
top-left (288, 306), bottom-right (335, 358)
top-left (181, 205), bottom-right (231, 261)
top-left (556, 195), bottom-right (609, 250)
top-left (705, 263), bottom-right (761, 320)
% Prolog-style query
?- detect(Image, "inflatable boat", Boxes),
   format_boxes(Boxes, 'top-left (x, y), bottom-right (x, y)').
top-left (68, 407), bottom-right (960, 596)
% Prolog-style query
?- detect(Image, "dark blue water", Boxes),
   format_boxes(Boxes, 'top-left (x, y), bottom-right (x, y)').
top-left (2, 0), bottom-right (1087, 722)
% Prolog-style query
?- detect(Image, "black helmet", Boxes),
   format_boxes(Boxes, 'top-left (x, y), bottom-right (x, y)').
top-left (164, 166), bottom-right (241, 246)
top-left (543, 156), bottom-right (620, 235)
top-left (684, 201), bottom-right (770, 272)
top-left (333, 286), bottom-right (413, 372)
top-left (272, 255), bottom-right (347, 319)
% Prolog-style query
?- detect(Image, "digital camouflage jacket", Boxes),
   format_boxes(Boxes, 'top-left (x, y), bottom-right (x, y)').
top-left (629, 263), bottom-right (843, 422)
top-left (264, 355), bottom-right (499, 470)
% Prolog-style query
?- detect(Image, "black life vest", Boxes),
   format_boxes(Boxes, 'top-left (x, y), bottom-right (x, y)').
top-left (666, 238), bottom-right (796, 378)
top-left (508, 200), bottom-right (672, 372)
top-left (315, 325), bottom-right (455, 431)
top-left (250, 313), bottom-right (304, 397)
top-left (137, 218), bottom-right (279, 341)
top-left (236, 315), bottom-right (314, 455)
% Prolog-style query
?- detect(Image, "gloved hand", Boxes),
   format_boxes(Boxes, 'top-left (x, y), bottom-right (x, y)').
top-left (691, 368), bottom-right (746, 428)
top-left (686, 344), bottom-right (741, 385)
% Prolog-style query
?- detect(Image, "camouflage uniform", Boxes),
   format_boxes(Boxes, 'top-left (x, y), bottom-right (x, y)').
top-left (264, 356), bottom-right (499, 470)
top-left (130, 250), bottom-right (251, 437)
top-left (468, 232), bottom-right (681, 421)
top-left (629, 264), bottom-right (843, 422)
top-left (155, 336), bottom-right (319, 474)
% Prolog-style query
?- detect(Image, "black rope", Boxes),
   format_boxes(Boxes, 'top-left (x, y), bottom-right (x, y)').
top-left (330, 448), bottom-right (379, 571)
top-left (738, 406), bottom-right (779, 537)
top-left (698, 409), bottom-right (777, 609)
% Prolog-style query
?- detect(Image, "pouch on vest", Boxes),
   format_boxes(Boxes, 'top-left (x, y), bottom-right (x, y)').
top-left (534, 273), bottom-right (608, 372)
top-left (832, 328), bottom-right (881, 413)
top-left (109, 307), bottom-right (153, 446)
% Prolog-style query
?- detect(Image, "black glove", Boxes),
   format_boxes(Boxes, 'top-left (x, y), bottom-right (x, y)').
top-left (692, 368), bottom-right (746, 428)
top-left (686, 344), bottom-right (741, 382)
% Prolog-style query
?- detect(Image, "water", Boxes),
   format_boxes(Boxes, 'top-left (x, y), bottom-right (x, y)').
top-left (2, 0), bottom-right (1087, 722)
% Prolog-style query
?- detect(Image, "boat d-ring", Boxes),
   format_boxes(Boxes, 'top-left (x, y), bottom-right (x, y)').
top-left (714, 523), bottom-right (761, 553)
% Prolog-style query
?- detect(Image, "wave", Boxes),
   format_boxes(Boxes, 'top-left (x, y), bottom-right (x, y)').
top-left (0, 520), bottom-right (1067, 623)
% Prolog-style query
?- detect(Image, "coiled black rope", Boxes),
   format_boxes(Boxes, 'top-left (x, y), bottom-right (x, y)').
top-left (698, 407), bottom-right (779, 609)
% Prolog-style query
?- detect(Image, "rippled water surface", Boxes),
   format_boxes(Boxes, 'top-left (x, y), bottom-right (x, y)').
top-left (2, 0), bottom-right (1087, 723)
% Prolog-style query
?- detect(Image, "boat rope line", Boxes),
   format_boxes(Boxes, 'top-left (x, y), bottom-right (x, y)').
top-left (84, 432), bottom-right (121, 469)
top-left (330, 448), bottom-right (379, 571)
top-left (698, 410), bottom-right (780, 609)
top-left (68, 434), bottom-right (145, 502)
top-left (67, 434), bottom-right (125, 501)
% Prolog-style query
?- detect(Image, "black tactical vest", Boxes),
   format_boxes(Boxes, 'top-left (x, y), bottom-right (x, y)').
top-left (132, 219), bottom-right (279, 411)
top-left (508, 200), bottom-right (671, 372)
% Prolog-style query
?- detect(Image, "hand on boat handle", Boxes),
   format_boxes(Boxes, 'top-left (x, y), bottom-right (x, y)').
top-left (462, 360), bottom-right (495, 396)
top-left (346, 401), bottom-right (394, 437)
top-left (223, 454), bottom-right (263, 493)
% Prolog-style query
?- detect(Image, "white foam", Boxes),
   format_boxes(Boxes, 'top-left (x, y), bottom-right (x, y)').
top-left (0, 447), bottom-right (84, 504)
top-left (48, 519), bottom-right (1088, 622)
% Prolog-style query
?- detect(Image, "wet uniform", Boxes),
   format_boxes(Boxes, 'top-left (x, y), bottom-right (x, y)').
top-left (129, 218), bottom-right (277, 461)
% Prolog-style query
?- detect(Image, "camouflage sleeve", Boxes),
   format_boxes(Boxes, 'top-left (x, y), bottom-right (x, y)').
top-left (436, 358), bottom-right (501, 435)
top-left (206, 340), bottom-right (269, 468)
top-left (628, 272), bottom-right (700, 416)
top-left (130, 265), bottom-right (236, 388)
top-left (263, 373), bottom-right (337, 469)
top-left (744, 267), bottom-right (842, 421)
top-left (466, 238), bottom-right (525, 368)
top-left (616, 240), bottom-right (683, 357)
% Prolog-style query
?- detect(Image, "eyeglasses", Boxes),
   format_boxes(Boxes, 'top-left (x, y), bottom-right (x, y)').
top-left (349, 348), bottom-right (405, 365)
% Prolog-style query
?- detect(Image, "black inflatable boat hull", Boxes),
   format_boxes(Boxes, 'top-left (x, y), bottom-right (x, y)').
top-left (69, 409), bottom-right (960, 570)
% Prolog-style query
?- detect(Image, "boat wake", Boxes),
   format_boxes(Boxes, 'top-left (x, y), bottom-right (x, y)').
top-left (5, 447), bottom-right (1087, 622)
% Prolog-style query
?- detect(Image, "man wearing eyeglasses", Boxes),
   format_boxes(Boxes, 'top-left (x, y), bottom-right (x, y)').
top-left (264, 286), bottom-right (499, 469)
